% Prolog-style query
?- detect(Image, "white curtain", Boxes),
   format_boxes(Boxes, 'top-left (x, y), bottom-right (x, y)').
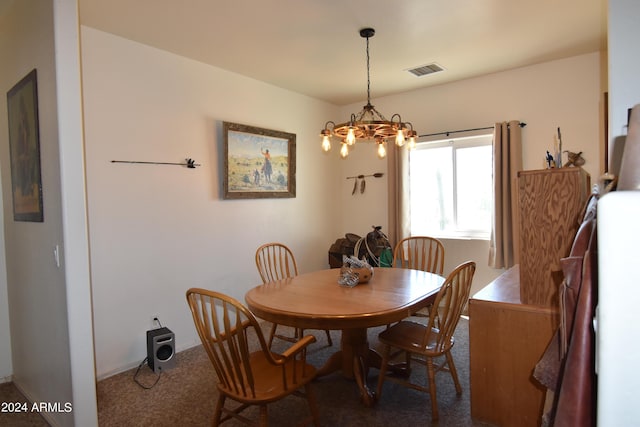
top-left (488, 121), bottom-right (523, 269)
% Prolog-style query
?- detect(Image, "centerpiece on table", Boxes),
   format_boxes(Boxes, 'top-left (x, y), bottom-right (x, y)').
top-left (338, 255), bottom-right (374, 287)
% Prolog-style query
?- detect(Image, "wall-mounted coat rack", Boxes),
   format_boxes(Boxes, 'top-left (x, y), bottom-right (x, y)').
top-left (111, 158), bottom-right (201, 168)
top-left (346, 172), bottom-right (384, 195)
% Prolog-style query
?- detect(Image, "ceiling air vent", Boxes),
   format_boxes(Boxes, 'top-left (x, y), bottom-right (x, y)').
top-left (406, 63), bottom-right (445, 77)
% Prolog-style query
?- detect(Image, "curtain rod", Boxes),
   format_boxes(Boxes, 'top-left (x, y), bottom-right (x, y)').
top-left (419, 122), bottom-right (526, 138)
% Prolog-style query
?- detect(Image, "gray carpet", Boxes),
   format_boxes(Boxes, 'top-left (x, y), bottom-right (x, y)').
top-left (2, 318), bottom-right (496, 426)
top-left (0, 381), bottom-right (48, 426)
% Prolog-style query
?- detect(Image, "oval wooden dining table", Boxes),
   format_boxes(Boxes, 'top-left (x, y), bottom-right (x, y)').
top-left (245, 267), bottom-right (445, 406)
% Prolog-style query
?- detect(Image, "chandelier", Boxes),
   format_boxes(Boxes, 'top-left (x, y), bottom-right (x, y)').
top-left (320, 28), bottom-right (417, 159)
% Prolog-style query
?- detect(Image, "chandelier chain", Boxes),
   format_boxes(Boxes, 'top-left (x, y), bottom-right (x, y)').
top-left (366, 34), bottom-right (371, 104)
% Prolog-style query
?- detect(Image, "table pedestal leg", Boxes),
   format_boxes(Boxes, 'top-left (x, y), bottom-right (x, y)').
top-left (316, 350), bottom-right (342, 377)
top-left (316, 328), bottom-right (380, 406)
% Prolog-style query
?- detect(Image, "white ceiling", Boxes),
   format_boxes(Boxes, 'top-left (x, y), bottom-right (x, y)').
top-left (9, 0), bottom-right (609, 106)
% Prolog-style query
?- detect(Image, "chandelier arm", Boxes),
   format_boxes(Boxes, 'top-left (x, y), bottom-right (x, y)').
top-left (390, 113), bottom-right (403, 124)
top-left (323, 121), bottom-right (336, 131)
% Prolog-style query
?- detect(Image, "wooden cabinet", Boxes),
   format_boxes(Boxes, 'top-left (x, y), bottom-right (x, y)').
top-left (469, 266), bottom-right (558, 427)
top-left (469, 168), bottom-right (589, 426)
top-left (518, 168), bottom-right (590, 307)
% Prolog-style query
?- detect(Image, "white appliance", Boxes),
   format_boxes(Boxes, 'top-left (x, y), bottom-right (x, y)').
top-left (597, 191), bottom-right (640, 425)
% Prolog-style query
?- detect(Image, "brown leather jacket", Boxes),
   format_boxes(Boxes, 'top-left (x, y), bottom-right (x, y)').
top-left (534, 194), bottom-right (598, 426)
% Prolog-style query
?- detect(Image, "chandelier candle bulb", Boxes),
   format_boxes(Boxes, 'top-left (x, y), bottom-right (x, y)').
top-left (408, 137), bottom-right (417, 150)
top-left (320, 27), bottom-right (418, 159)
top-left (340, 143), bottom-right (349, 158)
top-left (321, 132), bottom-right (331, 152)
top-left (377, 141), bottom-right (387, 159)
top-left (347, 127), bottom-right (356, 145)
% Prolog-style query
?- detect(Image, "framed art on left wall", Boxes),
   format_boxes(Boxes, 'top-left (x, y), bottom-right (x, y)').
top-left (6, 69), bottom-right (43, 222)
top-left (223, 121), bottom-right (296, 199)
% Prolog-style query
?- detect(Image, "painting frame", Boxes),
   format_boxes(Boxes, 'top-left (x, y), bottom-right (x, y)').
top-left (6, 69), bottom-right (44, 222)
top-left (223, 121), bottom-right (296, 199)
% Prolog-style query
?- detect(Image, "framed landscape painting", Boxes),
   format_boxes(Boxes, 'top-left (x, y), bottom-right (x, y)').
top-left (223, 122), bottom-right (296, 199)
top-left (6, 69), bottom-right (43, 222)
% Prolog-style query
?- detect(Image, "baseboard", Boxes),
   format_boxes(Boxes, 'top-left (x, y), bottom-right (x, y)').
top-left (11, 380), bottom-right (60, 427)
top-left (96, 323), bottom-right (274, 381)
top-left (0, 375), bottom-right (12, 384)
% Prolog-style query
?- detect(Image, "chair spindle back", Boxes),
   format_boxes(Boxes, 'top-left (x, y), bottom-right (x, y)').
top-left (186, 289), bottom-right (272, 398)
top-left (255, 242), bottom-right (298, 283)
top-left (422, 261), bottom-right (475, 352)
top-left (394, 236), bottom-right (445, 275)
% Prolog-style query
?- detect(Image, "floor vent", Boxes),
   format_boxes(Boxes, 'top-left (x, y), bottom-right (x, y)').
top-left (407, 63), bottom-right (445, 77)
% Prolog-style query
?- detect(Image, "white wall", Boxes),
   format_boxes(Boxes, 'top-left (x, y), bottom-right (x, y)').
top-left (80, 27), bottom-right (342, 378)
top-left (339, 52), bottom-right (604, 296)
top-left (0, 0), bottom-right (16, 386)
top-left (608, 0), bottom-right (640, 166)
top-left (0, 0), bottom-right (79, 425)
top-left (54, 0), bottom-right (99, 424)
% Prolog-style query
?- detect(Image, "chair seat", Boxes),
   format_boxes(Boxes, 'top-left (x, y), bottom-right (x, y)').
top-left (379, 320), bottom-right (454, 355)
top-left (219, 351), bottom-right (317, 403)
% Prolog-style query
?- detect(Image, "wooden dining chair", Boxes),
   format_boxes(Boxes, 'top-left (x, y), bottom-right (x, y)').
top-left (255, 243), bottom-right (332, 348)
top-left (376, 261), bottom-right (476, 422)
top-left (393, 236), bottom-right (445, 319)
top-left (186, 288), bottom-right (320, 427)
top-left (393, 236), bottom-right (445, 274)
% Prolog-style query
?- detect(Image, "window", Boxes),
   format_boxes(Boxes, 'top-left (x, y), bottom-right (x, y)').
top-left (409, 134), bottom-right (493, 240)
